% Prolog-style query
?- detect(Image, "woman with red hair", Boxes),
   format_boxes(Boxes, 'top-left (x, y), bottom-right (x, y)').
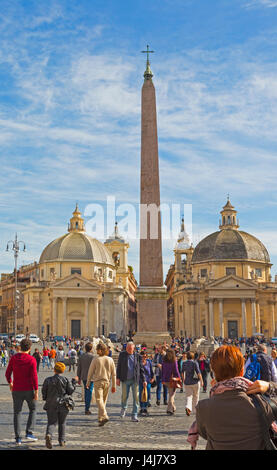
top-left (188, 345), bottom-right (276, 450)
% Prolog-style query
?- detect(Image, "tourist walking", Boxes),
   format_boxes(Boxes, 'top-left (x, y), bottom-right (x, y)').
top-left (42, 361), bottom-right (76, 449)
top-left (116, 341), bottom-right (146, 422)
top-left (49, 346), bottom-right (57, 369)
top-left (190, 345), bottom-right (276, 450)
top-left (32, 349), bottom-right (42, 372)
top-left (182, 351), bottom-right (203, 416)
top-left (42, 347), bottom-right (51, 370)
top-left (55, 345), bottom-right (65, 363)
top-left (5, 338), bottom-right (38, 445)
top-left (68, 346), bottom-right (77, 372)
top-left (1, 347), bottom-right (8, 367)
top-left (197, 352), bottom-right (210, 393)
top-left (256, 344), bottom-right (277, 382)
top-left (153, 345), bottom-right (168, 405)
top-left (76, 342), bottom-right (95, 415)
top-left (161, 349), bottom-right (181, 415)
top-left (86, 343), bottom-right (116, 426)
top-left (139, 351), bottom-right (155, 416)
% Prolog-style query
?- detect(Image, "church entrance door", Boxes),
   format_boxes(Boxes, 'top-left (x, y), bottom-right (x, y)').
top-left (228, 320), bottom-right (238, 339)
top-left (71, 320), bottom-right (81, 339)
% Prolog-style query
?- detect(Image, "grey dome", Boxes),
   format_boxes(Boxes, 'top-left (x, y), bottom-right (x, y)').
top-left (191, 230), bottom-right (270, 264)
top-left (40, 232), bottom-right (114, 265)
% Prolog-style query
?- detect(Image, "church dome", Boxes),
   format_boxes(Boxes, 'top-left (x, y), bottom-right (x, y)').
top-left (191, 199), bottom-right (270, 264)
top-left (39, 205), bottom-right (114, 266)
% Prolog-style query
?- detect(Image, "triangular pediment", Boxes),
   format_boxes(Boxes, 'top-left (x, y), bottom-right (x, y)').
top-left (52, 273), bottom-right (100, 290)
top-left (207, 274), bottom-right (256, 289)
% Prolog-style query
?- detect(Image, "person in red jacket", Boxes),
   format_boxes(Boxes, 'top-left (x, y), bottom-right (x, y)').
top-left (5, 338), bottom-right (38, 445)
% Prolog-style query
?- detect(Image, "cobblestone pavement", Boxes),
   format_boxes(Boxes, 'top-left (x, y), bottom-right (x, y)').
top-left (0, 361), bottom-right (207, 451)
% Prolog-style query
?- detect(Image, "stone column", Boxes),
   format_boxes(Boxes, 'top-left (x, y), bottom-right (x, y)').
top-left (268, 300), bottom-right (275, 338)
top-left (209, 299), bottom-right (214, 338)
top-left (52, 297), bottom-right (57, 336)
top-left (94, 299), bottom-right (100, 337)
top-left (219, 298), bottom-right (224, 338)
top-left (204, 299), bottom-right (209, 337)
top-left (251, 298), bottom-right (257, 335)
top-left (84, 298), bottom-right (89, 336)
top-left (256, 301), bottom-right (261, 333)
top-left (188, 300), bottom-right (195, 337)
top-left (241, 298), bottom-right (247, 337)
top-left (62, 297), bottom-right (67, 336)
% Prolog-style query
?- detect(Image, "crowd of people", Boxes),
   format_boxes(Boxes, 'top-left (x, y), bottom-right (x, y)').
top-left (2, 334), bottom-right (277, 450)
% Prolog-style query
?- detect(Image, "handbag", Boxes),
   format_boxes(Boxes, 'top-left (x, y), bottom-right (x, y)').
top-left (141, 386), bottom-right (148, 403)
top-left (56, 376), bottom-right (75, 411)
top-left (192, 362), bottom-right (200, 381)
top-left (150, 379), bottom-right (157, 388)
top-left (251, 394), bottom-right (277, 450)
top-left (169, 375), bottom-right (182, 389)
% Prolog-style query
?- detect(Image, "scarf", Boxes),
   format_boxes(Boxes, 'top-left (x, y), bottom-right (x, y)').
top-left (187, 376), bottom-right (277, 449)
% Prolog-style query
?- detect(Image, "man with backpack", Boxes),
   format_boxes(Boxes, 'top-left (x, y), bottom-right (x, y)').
top-left (244, 352), bottom-right (261, 382)
top-left (256, 344), bottom-right (277, 382)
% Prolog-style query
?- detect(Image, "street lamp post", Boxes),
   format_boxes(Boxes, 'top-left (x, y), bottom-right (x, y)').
top-left (6, 234), bottom-right (26, 337)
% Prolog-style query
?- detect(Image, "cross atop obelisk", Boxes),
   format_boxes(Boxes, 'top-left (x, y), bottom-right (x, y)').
top-left (141, 44), bottom-right (154, 80)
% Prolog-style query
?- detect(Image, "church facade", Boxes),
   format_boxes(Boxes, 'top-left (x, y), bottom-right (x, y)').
top-left (22, 205), bottom-right (137, 340)
top-left (166, 199), bottom-right (277, 340)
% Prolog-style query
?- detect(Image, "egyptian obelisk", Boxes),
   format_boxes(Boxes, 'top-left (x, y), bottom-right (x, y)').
top-left (134, 46), bottom-right (171, 347)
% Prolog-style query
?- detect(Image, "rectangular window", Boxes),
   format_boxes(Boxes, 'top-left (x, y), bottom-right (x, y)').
top-left (41, 269), bottom-right (44, 279)
top-left (255, 268), bottom-right (262, 278)
top-left (226, 267), bottom-right (236, 276)
top-left (71, 268), bottom-right (81, 275)
top-left (200, 269), bottom-right (207, 278)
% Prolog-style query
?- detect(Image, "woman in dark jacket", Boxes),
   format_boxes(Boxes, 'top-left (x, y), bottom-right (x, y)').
top-left (197, 352), bottom-right (210, 393)
top-left (193, 345), bottom-right (276, 450)
top-left (42, 362), bottom-right (75, 449)
top-left (161, 349), bottom-right (180, 415)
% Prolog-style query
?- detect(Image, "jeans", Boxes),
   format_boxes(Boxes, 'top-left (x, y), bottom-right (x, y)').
top-left (46, 407), bottom-right (69, 442)
top-left (139, 383), bottom-right (152, 409)
top-left (156, 375), bottom-right (168, 402)
top-left (12, 390), bottom-right (37, 439)
top-left (83, 380), bottom-right (94, 411)
top-left (42, 356), bottom-right (50, 369)
top-left (121, 379), bottom-right (139, 416)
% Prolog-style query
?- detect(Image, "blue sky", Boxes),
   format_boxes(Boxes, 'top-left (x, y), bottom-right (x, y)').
top-left (1, 0), bottom-right (277, 280)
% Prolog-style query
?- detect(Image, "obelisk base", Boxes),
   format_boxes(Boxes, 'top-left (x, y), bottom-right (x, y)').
top-left (134, 286), bottom-right (172, 349)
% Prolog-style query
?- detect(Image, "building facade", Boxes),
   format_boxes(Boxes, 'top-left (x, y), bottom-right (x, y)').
top-left (0, 206), bottom-right (137, 340)
top-left (166, 199), bottom-right (277, 340)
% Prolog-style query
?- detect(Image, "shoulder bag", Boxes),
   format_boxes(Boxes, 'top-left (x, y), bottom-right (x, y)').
top-left (56, 376), bottom-right (75, 411)
top-left (251, 394), bottom-right (277, 450)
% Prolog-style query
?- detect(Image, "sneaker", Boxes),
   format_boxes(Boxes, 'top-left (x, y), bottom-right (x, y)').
top-left (180, 389), bottom-right (183, 393)
top-left (156, 400), bottom-right (160, 406)
top-left (45, 434), bottom-right (52, 449)
top-left (120, 409), bottom-right (126, 418)
top-left (15, 438), bottom-right (22, 446)
top-left (185, 408), bottom-right (191, 416)
top-left (26, 433), bottom-right (38, 441)
top-left (59, 441), bottom-right (66, 447)
top-left (164, 400), bottom-right (168, 405)
top-left (85, 410), bottom-right (92, 415)
top-left (131, 415), bottom-right (139, 422)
